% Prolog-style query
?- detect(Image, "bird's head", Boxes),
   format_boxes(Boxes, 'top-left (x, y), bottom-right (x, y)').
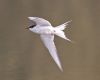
top-left (25, 17), bottom-right (37, 29)
top-left (25, 24), bottom-right (36, 29)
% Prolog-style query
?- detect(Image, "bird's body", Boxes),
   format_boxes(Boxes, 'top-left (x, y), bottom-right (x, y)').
top-left (26, 17), bottom-right (72, 71)
top-left (29, 25), bottom-right (54, 34)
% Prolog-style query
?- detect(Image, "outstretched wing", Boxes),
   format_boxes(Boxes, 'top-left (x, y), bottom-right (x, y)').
top-left (40, 34), bottom-right (63, 71)
top-left (28, 17), bottom-right (52, 26)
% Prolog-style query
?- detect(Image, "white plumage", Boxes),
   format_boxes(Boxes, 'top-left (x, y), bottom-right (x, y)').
top-left (27, 17), bottom-right (72, 71)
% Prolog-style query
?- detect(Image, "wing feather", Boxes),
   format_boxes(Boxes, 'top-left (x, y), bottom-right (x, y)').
top-left (28, 17), bottom-right (52, 26)
top-left (40, 34), bottom-right (63, 71)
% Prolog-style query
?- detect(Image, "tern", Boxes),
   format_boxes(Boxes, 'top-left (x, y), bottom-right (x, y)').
top-left (26, 17), bottom-right (72, 71)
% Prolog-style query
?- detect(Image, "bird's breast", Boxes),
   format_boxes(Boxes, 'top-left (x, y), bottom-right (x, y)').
top-left (30, 27), bottom-right (54, 35)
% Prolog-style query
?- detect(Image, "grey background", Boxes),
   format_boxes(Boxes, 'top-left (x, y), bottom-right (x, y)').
top-left (0, 0), bottom-right (100, 80)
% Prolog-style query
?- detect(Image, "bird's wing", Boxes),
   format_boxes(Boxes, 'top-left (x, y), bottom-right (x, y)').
top-left (28, 17), bottom-right (52, 26)
top-left (40, 34), bottom-right (63, 71)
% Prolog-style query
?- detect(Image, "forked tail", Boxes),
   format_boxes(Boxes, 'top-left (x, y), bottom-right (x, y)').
top-left (54, 20), bottom-right (72, 42)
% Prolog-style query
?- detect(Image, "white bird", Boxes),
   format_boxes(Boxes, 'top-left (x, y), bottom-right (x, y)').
top-left (26, 17), bottom-right (72, 71)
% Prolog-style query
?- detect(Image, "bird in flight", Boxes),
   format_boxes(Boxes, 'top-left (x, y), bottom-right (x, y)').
top-left (26, 17), bottom-right (72, 71)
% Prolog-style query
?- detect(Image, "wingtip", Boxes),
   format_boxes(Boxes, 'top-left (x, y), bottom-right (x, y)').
top-left (57, 62), bottom-right (63, 72)
top-left (28, 17), bottom-right (39, 20)
top-left (28, 17), bottom-right (34, 20)
top-left (60, 67), bottom-right (63, 72)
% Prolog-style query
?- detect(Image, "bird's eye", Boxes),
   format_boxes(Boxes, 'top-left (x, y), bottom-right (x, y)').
top-left (29, 24), bottom-right (36, 28)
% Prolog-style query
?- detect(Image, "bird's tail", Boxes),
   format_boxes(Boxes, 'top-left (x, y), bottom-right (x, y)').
top-left (54, 20), bottom-right (72, 42)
